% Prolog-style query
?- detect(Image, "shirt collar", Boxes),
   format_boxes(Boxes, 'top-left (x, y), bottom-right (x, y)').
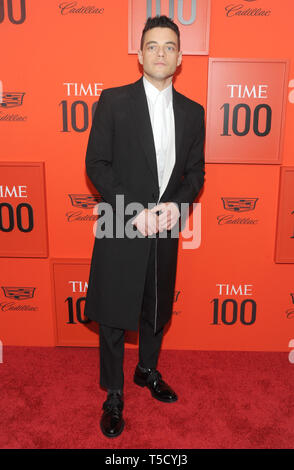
top-left (143, 75), bottom-right (173, 107)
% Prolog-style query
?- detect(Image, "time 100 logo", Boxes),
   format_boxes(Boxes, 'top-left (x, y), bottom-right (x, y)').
top-left (59, 82), bottom-right (102, 133)
top-left (211, 284), bottom-right (257, 326)
top-left (221, 84), bottom-right (272, 137)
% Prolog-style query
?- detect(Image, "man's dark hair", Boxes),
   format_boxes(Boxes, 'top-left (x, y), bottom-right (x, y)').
top-left (140, 15), bottom-right (180, 51)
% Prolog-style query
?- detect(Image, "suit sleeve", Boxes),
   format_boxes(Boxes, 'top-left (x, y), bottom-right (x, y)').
top-left (170, 105), bottom-right (205, 210)
top-left (85, 90), bottom-right (136, 219)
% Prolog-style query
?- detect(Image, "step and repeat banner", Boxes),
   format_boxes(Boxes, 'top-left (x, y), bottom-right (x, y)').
top-left (1, 0), bottom-right (294, 351)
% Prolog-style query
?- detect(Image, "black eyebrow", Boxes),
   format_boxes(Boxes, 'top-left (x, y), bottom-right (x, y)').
top-left (145, 41), bottom-right (177, 46)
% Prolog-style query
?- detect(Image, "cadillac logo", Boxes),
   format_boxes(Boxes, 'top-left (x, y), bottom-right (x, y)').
top-left (221, 197), bottom-right (259, 212)
top-left (1, 286), bottom-right (36, 300)
top-left (68, 194), bottom-right (101, 209)
top-left (0, 92), bottom-right (25, 108)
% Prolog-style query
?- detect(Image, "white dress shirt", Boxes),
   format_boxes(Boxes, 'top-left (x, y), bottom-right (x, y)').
top-left (143, 76), bottom-right (176, 200)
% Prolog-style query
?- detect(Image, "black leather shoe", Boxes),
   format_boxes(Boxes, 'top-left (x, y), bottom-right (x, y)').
top-left (133, 365), bottom-right (178, 403)
top-left (100, 392), bottom-right (125, 438)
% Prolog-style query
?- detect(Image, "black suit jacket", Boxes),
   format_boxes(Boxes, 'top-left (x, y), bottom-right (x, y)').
top-left (84, 75), bottom-right (205, 332)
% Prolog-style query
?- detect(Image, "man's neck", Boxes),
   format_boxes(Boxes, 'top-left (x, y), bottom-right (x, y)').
top-left (143, 73), bottom-right (172, 91)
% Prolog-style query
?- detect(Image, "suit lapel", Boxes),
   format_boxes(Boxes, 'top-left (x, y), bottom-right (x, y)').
top-left (172, 86), bottom-right (186, 175)
top-left (129, 77), bottom-right (158, 188)
top-left (128, 76), bottom-right (187, 195)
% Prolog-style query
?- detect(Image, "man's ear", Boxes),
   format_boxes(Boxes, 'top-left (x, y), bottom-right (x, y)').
top-left (137, 49), bottom-right (143, 65)
top-left (177, 51), bottom-right (183, 67)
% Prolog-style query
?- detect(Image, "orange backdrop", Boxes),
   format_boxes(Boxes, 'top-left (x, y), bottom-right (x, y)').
top-left (1, 0), bottom-right (294, 352)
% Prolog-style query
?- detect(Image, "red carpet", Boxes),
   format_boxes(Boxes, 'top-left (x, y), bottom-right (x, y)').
top-left (0, 346), bottom-right (293, 449)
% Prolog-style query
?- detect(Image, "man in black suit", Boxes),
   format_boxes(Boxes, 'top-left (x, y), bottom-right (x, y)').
top-left (85, 15), bottom-right (205, 438)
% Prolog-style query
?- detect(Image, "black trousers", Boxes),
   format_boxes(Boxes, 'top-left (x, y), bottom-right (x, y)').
top-left (98, 237), bottom-right (164, 390)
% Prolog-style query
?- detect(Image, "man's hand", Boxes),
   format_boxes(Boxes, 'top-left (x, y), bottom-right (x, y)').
top-left (131, 203), bottom-right (180, 236)
top-left (150, 202), bottom-right (180, 232)
top-left (131, 208), bottom-right (159, 237)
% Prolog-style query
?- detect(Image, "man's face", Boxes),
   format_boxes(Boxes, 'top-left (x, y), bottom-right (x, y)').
top-left (138, 27), bottom-right (182, 82)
